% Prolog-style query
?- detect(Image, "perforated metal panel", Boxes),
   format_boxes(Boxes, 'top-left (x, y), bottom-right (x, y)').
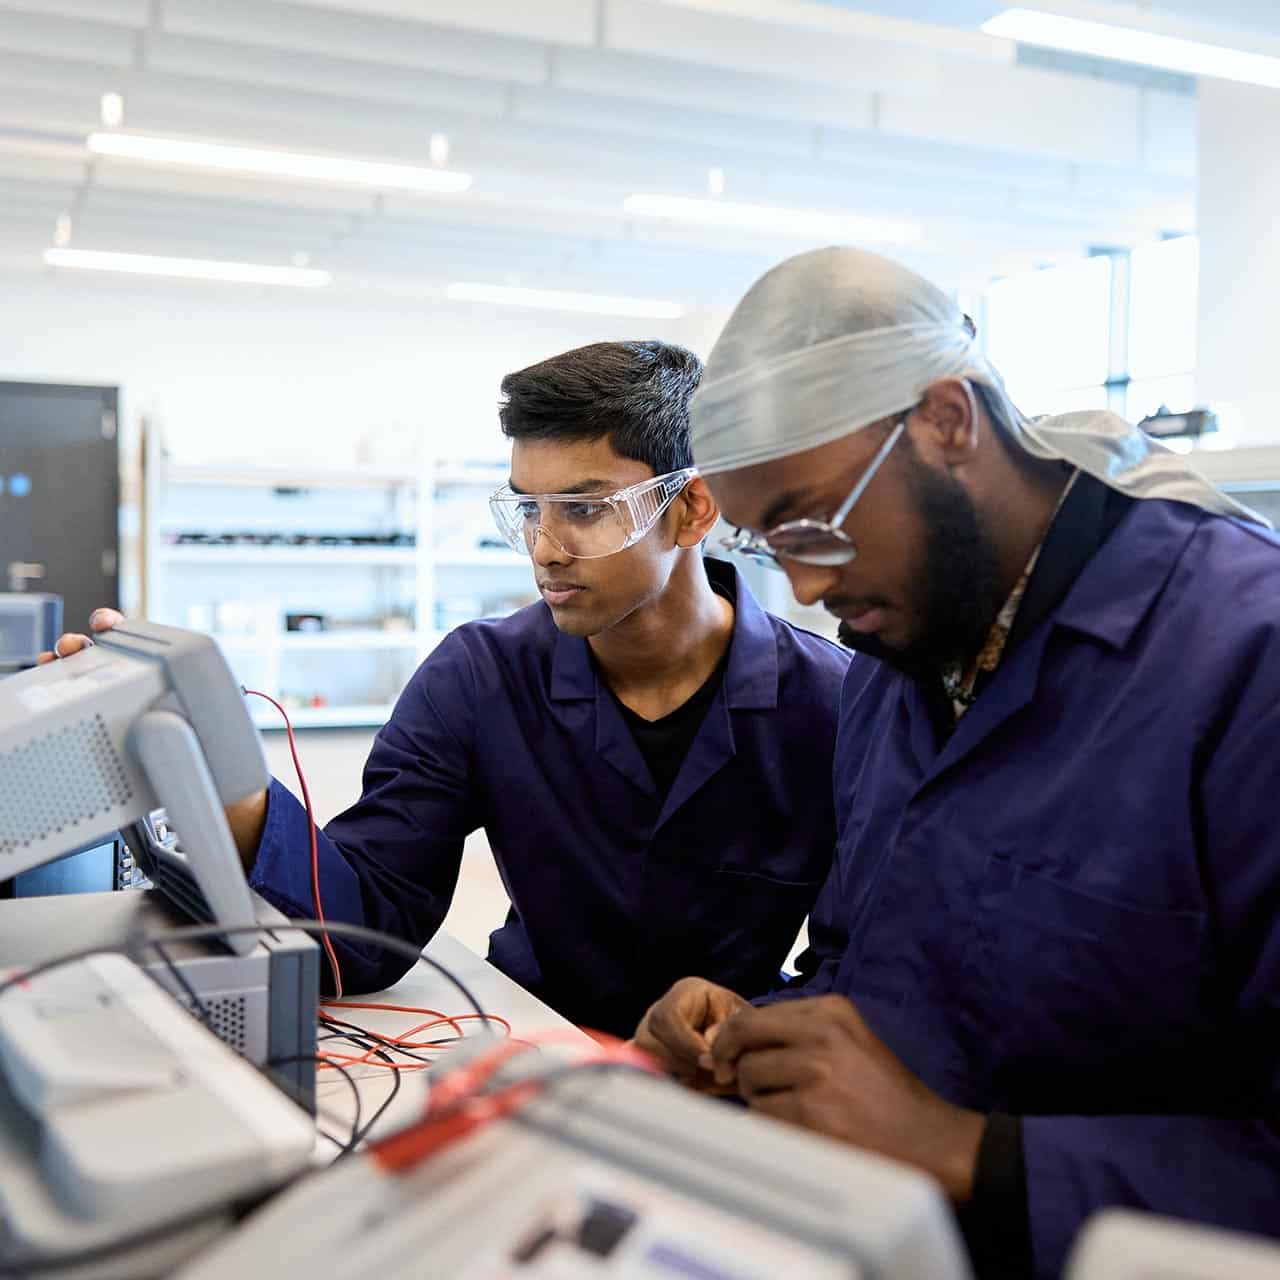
top-left (0, 713), bottom-right (133, 857)
top-left (202, 995), bottom-right (249, 1054)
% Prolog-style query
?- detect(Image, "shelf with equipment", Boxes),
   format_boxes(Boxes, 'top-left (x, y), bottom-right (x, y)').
top-left (424, 461), bottom-right (537, 638)
top-left (156, 546), bottom-right (420, 567)
top-left (144, 438), bottom-right (535, 730)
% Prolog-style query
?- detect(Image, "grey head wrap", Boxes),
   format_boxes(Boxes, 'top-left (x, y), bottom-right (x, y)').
top-left (690, 246), bottom-right (1263, 526)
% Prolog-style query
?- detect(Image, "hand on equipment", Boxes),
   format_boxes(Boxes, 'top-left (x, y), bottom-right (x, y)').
top-left (36, 605), bottom-right (269, 867)
top-left (38, 607), bottom-right (124, 663)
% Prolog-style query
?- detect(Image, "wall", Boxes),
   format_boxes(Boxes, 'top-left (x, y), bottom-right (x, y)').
top-left (0, 274), bottom-right (726, 466)
top-left (1197, 78), bottom-right (1280, 445)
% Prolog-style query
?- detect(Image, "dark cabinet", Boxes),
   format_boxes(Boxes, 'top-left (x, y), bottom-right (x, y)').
top-left (0, 381), bottom-right (120, 633)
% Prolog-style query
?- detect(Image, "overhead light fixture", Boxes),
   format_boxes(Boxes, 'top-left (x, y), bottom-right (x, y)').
top-left (44, 248), bottom-right (332, 288)
top-left (99, 91), bottom-right (124, 128)
top-left (982, 8), bottom-right (1280, 89)
top-left (446, 282), bottom-right (684, 320)
top-left (622, 194), bottom-right (922, 244)
top-left (86, 133), bottom-right (473, 193)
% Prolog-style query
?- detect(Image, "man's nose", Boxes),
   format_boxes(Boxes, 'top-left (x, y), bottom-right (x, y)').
top-left (781, 559), bottom-right (843, 608)
top-left (530, 526), bottom-right (572, 568)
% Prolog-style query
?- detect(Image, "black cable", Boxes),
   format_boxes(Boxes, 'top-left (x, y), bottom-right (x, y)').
top-left (150, 938), bottom-right (214, 1029)
top-left (346, 1057), bottom-right (403, 1154)
top-left (286, 1029), bottom-right (410, 1153)
top-left (309, 1023), bottom-right (408, 1153)
top-left (319, 1011), bottom-right (458, 1065)
top-left (268, 1053), bottom-right (362, 1152)
top-left (316, 1126), bottom-right (348, 1153)
top-left (0, 918), bottom-right (492, 1028)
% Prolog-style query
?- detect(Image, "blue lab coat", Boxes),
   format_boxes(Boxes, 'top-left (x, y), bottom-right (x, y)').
top-left (789, 498), bottom-right (1280, 1276)
top-left (251, 559), bottom-right (850, 1035)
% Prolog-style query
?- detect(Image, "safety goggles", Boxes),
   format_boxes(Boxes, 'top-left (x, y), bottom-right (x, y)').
top-left (489, 467), bottom-right (698, 560)
top-left (719, 411), bottom-right (910, 571)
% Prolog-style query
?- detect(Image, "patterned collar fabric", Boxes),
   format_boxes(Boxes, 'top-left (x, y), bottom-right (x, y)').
top-left (942, 471), bottom-right (1079, 720)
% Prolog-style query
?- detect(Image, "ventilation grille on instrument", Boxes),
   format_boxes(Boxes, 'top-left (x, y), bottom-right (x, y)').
top-left (0, 714), bottom-right (133, 856)
top-left (201, 995), bottom-right (248, 1053)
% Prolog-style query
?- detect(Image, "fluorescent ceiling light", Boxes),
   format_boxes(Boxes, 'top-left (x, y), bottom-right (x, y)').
top-left (622, 194), bottom-right (922, 245)
top-left (86, 132), bottom-right (472, 194)
top-left (447, 282), bottom-right (684, 320)
top-left (99, 91), bottom-right (124, 128)
top-left (982, 8), bottom-right (1280, 89)
top-left (44, 248), bottom-right (331, 288)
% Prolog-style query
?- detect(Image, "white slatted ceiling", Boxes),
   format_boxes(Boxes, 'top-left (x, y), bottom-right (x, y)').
top-left (0, 0), bottom-right (1231, 300)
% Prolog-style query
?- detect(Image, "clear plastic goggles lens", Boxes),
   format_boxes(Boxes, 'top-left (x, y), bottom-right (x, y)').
top-left (489, 468), bottom-right (696, 561)
top-left (490, 494), bottom-right (630, 558)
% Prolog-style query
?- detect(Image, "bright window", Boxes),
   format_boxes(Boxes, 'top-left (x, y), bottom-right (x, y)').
top-left (1128, 236), bottom-right (1197, 382)
top-left (982, 236), bottom-right (1200, 428)
top-left (984, 256), bottom-right (1112, 417)
top-left (1032, 384), bottom-right (1111, 417)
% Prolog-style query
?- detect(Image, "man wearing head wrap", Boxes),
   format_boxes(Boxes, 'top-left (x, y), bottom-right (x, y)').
top-left (634, 248), bottom-right (1280, 1277)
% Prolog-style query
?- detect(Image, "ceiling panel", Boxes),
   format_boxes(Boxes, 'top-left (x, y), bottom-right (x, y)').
top-left (549, 47), bottom-right (875, 130)
top-left (0, 11), bottom-right (136, 64)
top-left (605, 0), bottom-right (950, 91)
top-left (288, 0), bottom-right (599, 45)
top-left (160, 0), bottom-right (553, 82)
top-left (143, 32), bottom-right (509, 115)
top-left (0, 0), bottom-right (1232, 305)
top-left (0, 0), bottom-right (150, 25)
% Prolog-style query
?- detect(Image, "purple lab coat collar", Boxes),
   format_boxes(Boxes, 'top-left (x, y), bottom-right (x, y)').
top-left (900, 500), bottom-right (1207, 785)
top-left (549, 557), bottom-right (780, 711)
top-left (1051, 499), bottom-right (1201, 652)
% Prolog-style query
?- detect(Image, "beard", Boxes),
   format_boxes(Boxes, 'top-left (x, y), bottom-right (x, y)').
top-left (836, 453), bottom-right (1006, 677)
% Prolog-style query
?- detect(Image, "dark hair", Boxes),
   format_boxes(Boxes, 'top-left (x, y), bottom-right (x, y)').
top-left (499, 341), bottom-right (702, 475)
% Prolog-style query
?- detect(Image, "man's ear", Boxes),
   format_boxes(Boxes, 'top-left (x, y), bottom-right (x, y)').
top-left (917, 377), bottom-right (980, 465)
top-left (675, 476), bottom-right (721, 547)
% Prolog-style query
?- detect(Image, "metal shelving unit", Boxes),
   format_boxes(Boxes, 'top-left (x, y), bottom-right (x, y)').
top-left (157, 546), bottom-right (420, 567)
top-left (143, 436), bottom-right (533, 729)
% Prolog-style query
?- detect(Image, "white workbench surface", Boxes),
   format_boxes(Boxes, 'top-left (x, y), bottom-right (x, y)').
top-left (313, 931), bottom-right (591, 1147)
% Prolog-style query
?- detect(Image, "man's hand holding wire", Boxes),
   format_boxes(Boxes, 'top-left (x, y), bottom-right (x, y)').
top-left (631, 977), bottom-right (748, 1094)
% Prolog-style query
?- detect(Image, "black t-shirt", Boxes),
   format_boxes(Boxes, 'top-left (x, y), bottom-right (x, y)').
top-left (604, 578), bottom-right (734, 799)
top-left (611, 648), bottom-right (730, 798)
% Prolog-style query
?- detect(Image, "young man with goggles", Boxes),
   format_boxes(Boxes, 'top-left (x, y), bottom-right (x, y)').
top-left (54, 341), bottom-right (849, 1037)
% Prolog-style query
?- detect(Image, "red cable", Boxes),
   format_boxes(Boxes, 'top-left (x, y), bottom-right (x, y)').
top-left (243, 687), bottom-right (344, 998)
top-left (316, 1006), bottom-right (514, 1074)
top-left (370, 1034), bottom-right (660, 1173)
